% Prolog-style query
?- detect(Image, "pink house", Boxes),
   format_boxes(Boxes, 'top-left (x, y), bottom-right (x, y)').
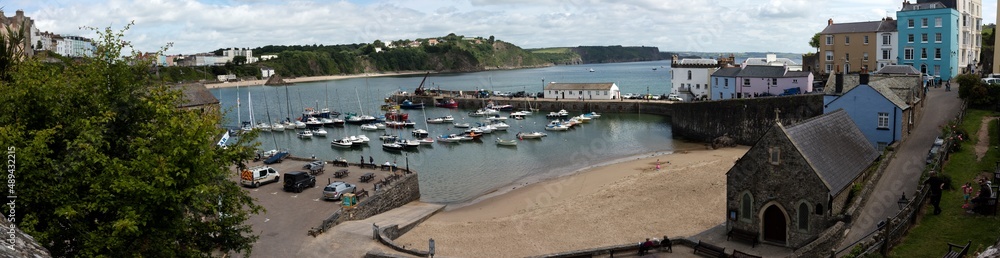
top-left (733, 65), bottom-right (814, 98)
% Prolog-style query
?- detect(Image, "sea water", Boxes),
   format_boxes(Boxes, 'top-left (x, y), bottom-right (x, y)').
top-left (214, 60), bottom-right (680, 203)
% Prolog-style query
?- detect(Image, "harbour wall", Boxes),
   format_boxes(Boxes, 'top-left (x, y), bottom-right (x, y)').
top-left (404, 95), bottom-right (826, 145)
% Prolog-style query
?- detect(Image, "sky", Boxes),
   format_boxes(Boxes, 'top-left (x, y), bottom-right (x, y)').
top-left (15, 0), bottom-right (999, 55)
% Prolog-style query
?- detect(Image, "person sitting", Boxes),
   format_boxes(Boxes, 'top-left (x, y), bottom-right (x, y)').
top-left (638, 238), bottom-right (653, 255)
top-left (972, 178), bottom-right (994, 214)
top-left (660, 235), bottom-right (673, 253)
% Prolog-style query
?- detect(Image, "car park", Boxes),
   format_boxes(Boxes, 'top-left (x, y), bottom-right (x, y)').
top-left (283, 171), bottom-right (316, 193)
top-left (240, 166), bottom-right (280, 188)
top-left (322, 181), bottom-right (357, 200)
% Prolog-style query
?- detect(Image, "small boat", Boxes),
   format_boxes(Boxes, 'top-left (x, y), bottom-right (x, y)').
top-left (491, 122), bottom-right (510, 131)
top-left (397, 139), bottom-right (421, 148)
top-left (496, 138), bottom-right (518, 146)
top-left (271, 122), bottom-right (285, 132)
top-left (516, 132), bottom-right (547, 139)
top-left (374, 122), bottom-right (387, 130)
top-left (331, 118), bottom-right (346, 127)
top-left (442, 116), bottom-right (455, 123)
top-left (546, 110), bottom-right (570, 118)
top-left (454, 123), bottom-right (470, 128)
top-left (575, 114), bottom-right (592, 123)
top-left (465, 127), bottom-right (484, 134)
top-left (589, 68), bottom-right (595, 72)
top-left (426, 117), bottom-right (444, 124)
top-left (545, 124), bottom-right (569, 131)
top-left (399, 100), bottom-right (425, 109)
top-left (382, 142), bottom-right (404, 151)
top-left (294, 120), bottom-right (307, 129)
top-left (435, 98), bottom-right (458, 108)
top-left (297, 130), bottom-right (313, 139)
top-left (312, 128), bottom-right (328, 137)
top-left (438, 134), bottom-right (463, 143)
top-left (305, 117), bottom-right (323, 128)
top-left (412, 129), bottom-right (429, 137)
top-left (585, 112), bottom-right (601, 118)
top-left (379, 133), bottom-right (399, 142)
top-left (331, 138), bottom-right (354, 148)
top-left (486, 115), bottom-right (507, 121)
top-left (320, 117), bottom-right (336, 127)
top-left (282, 120), bottom-right (295, 130)
top-left (488, 104), bottom-right (514, 111)
top-left (403, 121), bottom-right (416, 127)
top-left (355, 135), bottom-right (370, 143)
top-left (256, 122), bottom-right (271, 132)
top-left (462, 131), bottom-right (482, 140)
top-left (417, 137), bottom-right (435, 145)
top-left (360, 124), bottom-right (379, 131)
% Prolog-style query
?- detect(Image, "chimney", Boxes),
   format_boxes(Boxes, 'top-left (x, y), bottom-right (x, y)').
top-left (835, 73), bottom-right (844, 93)
top-left (859, 73), bottom-right (870, 85)
top-left (828, 18), bottom-right (833, 26)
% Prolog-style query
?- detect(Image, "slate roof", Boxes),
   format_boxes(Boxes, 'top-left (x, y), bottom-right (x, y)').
top-left (678, 59), bottom-right (718, 65)
top-left (824, 74), bottom-right (922, 97)
top-left (712, 67), bottom-right (742, 77)
top-left (545, 82), bottom-right (616, 91)
top-left (820, 21), bottom-right (882, 34)
top-left (902, 1), bottom-right (949, 11)
top-left (783, 109), bottom-right (879, 196)
top-left (870, 84), bottom-right (910, 110)
top-left (877, 19), bottom-right (898, 32)
top-left (875, 65), bottom-right (921, 75)
top-left (174, 83), bottom-right (219, 108)
top-left (785, 71), bottom-right (814, 77)
top-left (736, 66), bottom-right (787, 78)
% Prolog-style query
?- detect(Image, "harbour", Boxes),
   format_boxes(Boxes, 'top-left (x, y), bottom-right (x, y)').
top-left (214, 61), bottom-right (685, 204)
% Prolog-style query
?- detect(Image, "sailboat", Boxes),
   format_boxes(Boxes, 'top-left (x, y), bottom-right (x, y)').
top-left (270, 86), bottom-right (286, 132)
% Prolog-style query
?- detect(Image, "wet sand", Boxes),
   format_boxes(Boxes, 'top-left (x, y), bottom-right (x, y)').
top-left (395, 146), bottom-right (749, 258)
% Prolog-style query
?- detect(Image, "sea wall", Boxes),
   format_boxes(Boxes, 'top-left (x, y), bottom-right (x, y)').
top-left (336, 173), bottom-right (421, 224)
top-left (405, 95), bottom-right (825, 145)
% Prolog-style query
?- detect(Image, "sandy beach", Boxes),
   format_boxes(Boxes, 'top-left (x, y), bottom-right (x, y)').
top-left (394, 146), bottom-right (749, 258)
top-left (203, 71), bottom-right (430, 89)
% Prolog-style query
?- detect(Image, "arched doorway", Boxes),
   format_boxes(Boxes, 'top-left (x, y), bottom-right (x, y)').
top-left (762, 204), bottom-right (787, 244)
top-left (920, 64), bottom-right (927, 74)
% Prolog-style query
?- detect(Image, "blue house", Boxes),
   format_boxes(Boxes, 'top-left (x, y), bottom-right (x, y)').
top-left (710, 67), bottom-right (741, 100)
top-left (824, 75), bottom-right (910, 150)
top-left (896, 1), bottom-right (959, 80)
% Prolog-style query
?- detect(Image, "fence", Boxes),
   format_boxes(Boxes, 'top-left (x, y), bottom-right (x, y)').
top-left (833, 101), bottom-right (967, 257)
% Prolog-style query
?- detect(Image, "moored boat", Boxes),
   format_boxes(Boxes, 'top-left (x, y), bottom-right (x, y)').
top-left (437, 134), bottom-right (463, 143)
top-left (441, 115), bottom-right (455, 123)
top-left (297, 130), bottom-right (313, 139)
top-left (417, 137), bottom-right (435, 145)
top-left (382, 142), bottom-right (404, 151)
top-left (516, 131), bottom-right (547, 139)
top-left (360, 124), bottom-right (379, 131)
top-left (435, 98), bottom-right (458, 108)
top-left (496, 138), bottom-right (518, 146)
top-left (399, 100), bottom-right (425, 109)
top-left (331, 138), bottom-right (354, 148)
top-left (312, 128), bottom-right (328, 137)
top-left (426, 117), bottom-right (444, 124)
top-left (454, 123), bottom-right (470, 128)
top-left (412, 129), bottom-right (429, 137)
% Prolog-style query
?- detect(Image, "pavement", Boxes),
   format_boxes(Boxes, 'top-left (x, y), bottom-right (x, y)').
top-left (297, 201), bottom-right (445, 257)
top-left (837, 84), bottom-right (964, 252)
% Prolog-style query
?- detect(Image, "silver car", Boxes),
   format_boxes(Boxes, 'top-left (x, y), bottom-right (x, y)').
top-left (322, 181), bottom-right (356, 200)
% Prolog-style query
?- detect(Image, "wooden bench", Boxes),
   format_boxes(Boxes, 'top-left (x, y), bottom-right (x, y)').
top-left (943, 240), bottom-right (970, 258)
top-left (693, 241), bottom-right (726, 258)
top-left (360, 173), bottom-right (375, 183)
top-left (732, 249), bottom-right (762, 258)
top-left (727, 228), bottom-right (759, 248)
top-left (332, 160), bottom-right (349, 167)
top-left (355, 188), bottom-right (369, 199)
top-left (380, 164), bottom-right (392, 171)
top-left (361, 163), bottom-right (376, 169)
top-left (333, 169), bottom-right (349, 178)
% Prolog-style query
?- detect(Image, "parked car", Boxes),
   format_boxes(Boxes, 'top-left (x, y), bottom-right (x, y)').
top-left (667, 94), bottom-right (683, 101)
top-left (239, 166), bottom-right (280, 188)
top-left (322, 181), bottom-right (357, 200)
top-left (647, 94), bottom-right (662, 100)
top-left (303, 160), bottom-right (325, 175)
top-left (926, 137), bottom-right (944, 164)
top-left (512, 91), bottom-right (528, 98)
top-left (283, 171), bottom-right (316, 193)
top-left (982, 78), bottom-right (1000, 85)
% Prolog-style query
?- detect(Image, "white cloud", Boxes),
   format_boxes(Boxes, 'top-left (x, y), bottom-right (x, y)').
top-left (18, 0), bottom-right (999, 55)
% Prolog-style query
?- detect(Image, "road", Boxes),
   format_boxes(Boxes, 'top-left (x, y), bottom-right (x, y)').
top-left (838, 84), bottom-right (963, 251)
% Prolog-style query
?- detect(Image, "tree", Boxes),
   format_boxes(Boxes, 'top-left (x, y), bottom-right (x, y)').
top-left (232, 56), bottom-right (247, 66)
top-left (0, 23), bottom-right (263, 257)
top-left (809, 33), bottom-right (821, 52)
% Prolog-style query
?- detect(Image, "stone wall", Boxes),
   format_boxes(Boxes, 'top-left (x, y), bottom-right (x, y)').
top-left (405, 95), bottom-right (825, 145)
top-left (336, 173), bottom-right (421, 224)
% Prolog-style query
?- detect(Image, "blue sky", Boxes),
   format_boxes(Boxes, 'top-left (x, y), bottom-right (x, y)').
top-left (17, 0), bottom-right (998, 55)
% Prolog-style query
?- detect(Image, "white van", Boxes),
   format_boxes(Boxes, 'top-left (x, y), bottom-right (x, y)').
top-left (240, 166), bottom-right (280, 188)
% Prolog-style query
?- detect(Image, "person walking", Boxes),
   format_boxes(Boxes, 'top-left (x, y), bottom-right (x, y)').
top-left (924, 171), bottom-right (945, 215)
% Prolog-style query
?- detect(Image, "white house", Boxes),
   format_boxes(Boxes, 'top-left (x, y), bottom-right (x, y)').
top-left (670, 58), bottom-right (723, 101)
top-left (742, 54), bottom-right (803, 71)
top-left (876, 25), bottom-right (898, 70)
top-left (543, 82), bottom-right (619, 100)
top-left (261, 67), bottom-right (275, 78)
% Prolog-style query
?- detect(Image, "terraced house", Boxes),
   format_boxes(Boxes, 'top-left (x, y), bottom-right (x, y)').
top-left (819, 18), bottom-right (898, 74)
top-left (896, 1), bottom-right (959, 80)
